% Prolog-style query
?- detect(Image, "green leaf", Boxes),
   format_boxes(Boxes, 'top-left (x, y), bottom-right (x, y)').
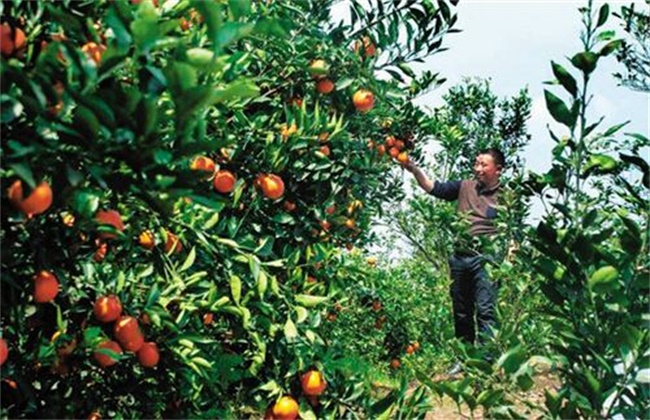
top-left (131, 1), bottom-right (159, 53)
top-left (294, 294), bottom-right (328, 308)
top-left (583, 153), bottom-right (617, 176)
top-left (599, 39), bottom-right (622, 57)
top-left (544, 90), bottom-right (575, 127)
top-left (596, 4), bottom-right (609, 27)
top-left (588, 266), bottom-right (618, 293)
top-left (295, 306), bottom-right (308, 323)
top-left (216, 22), bottom-right (254, 50)
top-left (257, 270), bottom-right (267, 297)
top-left (179, 247), bottom-right (196, 272)
top-left (71, 189), bottom-right (100, 217)
top-left (570, 51), bottom-right (598, 75)
top-left (186, 48), bottom-right (228, 72)
top-left (8, 163), bottom-right (35, 188)
top-left (213, 79), bottom-right (259, 104)
top-left (283, 317), bottom-right (298, 341)
top-left (620, 152), bottom-right (649, 188)
top-left (228, 0), bottom-right (251, 19)
top-left (496, 345), bottom-right (526, 375)
top-left (551, 61), bottom-right (578, 97)
top-left (230, 275), bottom-right (242, 305)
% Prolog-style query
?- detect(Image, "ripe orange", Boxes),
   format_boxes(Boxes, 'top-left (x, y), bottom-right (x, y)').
top-left (413, 341), bottom-right (420, 351)
top-left (95, 209), bottom-right (125, 239)
top-left (164, 231), bottom-right (182, 254)
top-left (0, 338), bottom-right (8, 366)
top-left (34, 270), bottom-right (59, 303)
top-left (138, 230), bottom-right (155, 250)
top-left (301, 370), bottom-right (327, 396)
top-left (325, 205), bottom-right (336, 215)
top-left (352, 89), bottom-right (375, 112)
top-left (93, 295), bottom-right (123, 323)
top-left (319, 145), bottom-right (331, 157)
top-left (81, 41), bottom-right (106, 65)
top-left (283, 201), bottom-right (296, 212)
top-left (94, 340), bottom-right (122, 368)
top-left (372, 300), bottom-right (382, 312)
top-left (272, 396), bottom-right (299, 420)
top-left (7, 180), bottom-right (53, 217)
top-left (376, 144), bottom-right (386, 156)
top-left (316, 79), bottom-right (335, 94)
top-left (93, 241), bottom-right (108, 262)
top-left (308, 59), bottom-right (328, 79)
top-left (260, 174), bottom-right (285, 200)
top-left (397, 151), bottom-right (409, 164)
top-left (354, 36), bottom-right (375, 57)
top-left (385, 136), bottom-right (396, 148)
top-left (388, 147), bottom-right (399, 158)
top-left (395, 140), bottom-right (405, 151)
top-left (114, 316), bottom-right (144, 352)
top-left (87, 411), bottom-right (101, 420)
top-left (0, 24), bottom-right (26, 57)
top-left (318, 132), bottom-right (330, 142)
top-left (366, 256), bottom-right (377, 266)
top-left (203, 312), bottom-right (214, 325)
top-left (344, 218), bottom-right (355, 229)
top-left (319, 220), bottom-right (330, 231)
top-left (406, 344), bottom-right (415, 355)
top-left (326, 313), bottom-right (337, 322)
top-left (190, 156), bottom-right (216, 176)
top-left (281, 123), bottom-right (298, 139)
top-left (137, 342), bottom-right (160, 367)
top-left (213, 170), bottom-right (236, 194)
top-left (390, 358), bottom-right (401, 369)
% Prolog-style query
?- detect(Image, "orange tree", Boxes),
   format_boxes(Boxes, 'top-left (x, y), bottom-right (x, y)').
top-left (0, 0), bottom-right (458, 418)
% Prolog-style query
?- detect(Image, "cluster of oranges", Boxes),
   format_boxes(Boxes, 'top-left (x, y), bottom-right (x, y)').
top-left (308, 58), bottom-right (376, 113)
top-left (92, 295), bottom-right (160, 368)
top-left (265, 369), bottom-right (327, 420)
top-left (368, 135), bottom-right (410, 166)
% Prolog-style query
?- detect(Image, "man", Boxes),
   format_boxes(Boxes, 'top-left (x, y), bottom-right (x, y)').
top-left (404, 148), bottom-right (505, 370)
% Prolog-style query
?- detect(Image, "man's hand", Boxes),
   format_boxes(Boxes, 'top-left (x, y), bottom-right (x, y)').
top-left (402, 159), bottom-right (418, 173)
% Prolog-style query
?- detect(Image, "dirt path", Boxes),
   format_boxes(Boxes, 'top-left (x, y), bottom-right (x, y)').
top-left (423, 372), bottom-right (560, 419)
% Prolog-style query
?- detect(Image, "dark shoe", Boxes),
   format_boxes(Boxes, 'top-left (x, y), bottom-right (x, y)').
top-left (446, 362), bottom-right (463, 376)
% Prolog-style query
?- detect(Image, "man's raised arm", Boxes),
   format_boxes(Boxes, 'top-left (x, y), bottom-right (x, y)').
top-left (403, 161), bottom-right (434, 193)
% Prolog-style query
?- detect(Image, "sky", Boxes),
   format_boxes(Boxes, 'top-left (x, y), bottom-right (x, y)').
top-left (409, 0), bottom-right (649, 178)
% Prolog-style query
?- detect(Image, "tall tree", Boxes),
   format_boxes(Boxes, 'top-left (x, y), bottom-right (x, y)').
top-left (614, 2), bottom-right (650, 92)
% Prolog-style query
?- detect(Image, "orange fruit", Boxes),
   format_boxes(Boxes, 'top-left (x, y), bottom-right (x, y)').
top-left (344, 218), bottom-right (355, 229)
top-left (81, 41), bottom-right (105, 65)
top-left (372, 300), bottom-right (382, 311)
top-left (326, 313), bottom-right (337, 322)
top-left (283, 201), bottom-right (296, 212)
top-left (385, 136), bottom-right (396, 148)
top-left (93, 240), bottom-right (108, 262)
top-left (137, 342), bottom-right (160, 367)
top-left (7, 180), bottom-right (53, 217)
top-left (260, 174), bottom-right (285, 200)
top-left (114, 316), bottom-right (144, 352)
top-left (190, 156), bottom-right (216, 176)
top-left (203, 312), bottom-right (214, 325)
top-left (0, 24), bottom-right (26, 57)
top-left (213, 170), bottom-right (236, 193)
top-left (352, 89), bottom-right (375, 112)
top-left (95, 209), bottom-right (125, 239)
top-left (319, 145), bottom-right (331, 157)
top-left (87, 411), bottom-right (102, 420)
top-left (354, 36), bottom-right (375, 57)
top-left (138, 230), bottom-right (155, 250)
top-left (390, 358), bottom-right (401, 369)
top-left (395, 140), bottom-right (405, 151)
top-left (397, 151), bottom-right (409, 164)
top-left (93, 295), bottom-right (122, 323)
top-left (318, 132), bottom-right (330, 142)
top-left (413, 341), bottom-right (420, 351)
top-left (316, 79), bottom-right (335, 94)
top-left (0, 338), bottom-right (8, 366)
top-left (376, 144), bottom-right (386, 156)
top-left (93, 340), bottom-right (122, 368)
top-left (34, 270), bottom-right (59, 303)
top-left (272, 396), bottom-right (299, 420)
top-left (366, 256), bottom-right (377, 266)
top-left (281, 123), bottom-right (298, 139)
top-left (301, 370), bottom-right (327, 396)
top-left (325, 205), bottom-right (336, 215)
top-left (406, 344), bottom-right (415, 355)
top-left (308, 59), bottom-right (328, 79)
top-left (319, 220), bottom-right (330, 231)
top-left (388, 147), bottom-right (399, 158)
top-left (164, 231), bottom-right (182, 254)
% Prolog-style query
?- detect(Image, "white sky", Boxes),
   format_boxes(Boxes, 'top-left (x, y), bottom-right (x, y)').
top-left (409, 0), bottom-right (649, 175)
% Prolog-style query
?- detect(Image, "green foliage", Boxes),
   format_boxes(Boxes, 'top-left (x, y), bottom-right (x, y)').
top-left (530, 1), bottom-right (650, 417)
top-left (613, 1), bottom-right (650, 92)
top-left (0, 0), bottom-right (460, 418)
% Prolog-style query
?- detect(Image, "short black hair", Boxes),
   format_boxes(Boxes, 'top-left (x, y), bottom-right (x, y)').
top-left (479, 148), bottom-right (505, 168)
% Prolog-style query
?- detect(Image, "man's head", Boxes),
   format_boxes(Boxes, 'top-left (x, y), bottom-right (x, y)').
top-left (474, 148), bottom-right (504, 188)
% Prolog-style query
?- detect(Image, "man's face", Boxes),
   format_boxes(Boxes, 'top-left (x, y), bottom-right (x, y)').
top-left (473, 153), bottom-right (501, 186)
